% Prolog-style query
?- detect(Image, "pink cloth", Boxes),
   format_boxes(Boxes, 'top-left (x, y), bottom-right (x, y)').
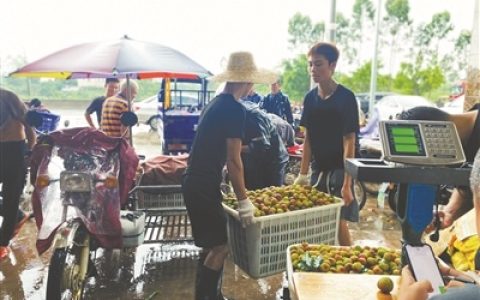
top-left (30, 127), bottom-right (139, 254)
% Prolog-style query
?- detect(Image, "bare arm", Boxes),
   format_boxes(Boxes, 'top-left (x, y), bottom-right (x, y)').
top-left (24, 124), bottom-right (36, 150)
top-left (299, 128), bottom-right (312, 175)
top-left (341, 132), bottom-right (356, 205)
top-left (342, 133), bottom-right (356, 188)
top-left (84, 111), bottom-right (95, 128)
top-left (226, 138), bottom-right (248, 200)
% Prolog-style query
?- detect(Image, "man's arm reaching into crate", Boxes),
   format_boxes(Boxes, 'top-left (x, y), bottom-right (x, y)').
top-left (226, 138), bottom-right (255, 227)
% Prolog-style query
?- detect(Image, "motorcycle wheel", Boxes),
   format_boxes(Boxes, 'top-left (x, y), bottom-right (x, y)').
top-left (363, 182), bottom-right (380, 195)
top-left (46, 231), bottom-right (90, 300)
top-left (148, 115), bottom-right (159, 131)
top-left (353, 180), bottom-right (367, 210)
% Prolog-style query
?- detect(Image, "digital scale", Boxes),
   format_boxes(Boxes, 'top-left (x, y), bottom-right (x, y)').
top-left (380, 120), bottom-right (465, 166)
top-left (346, 120), bottom-right (471, 251)
top-left (277, 120), bottom-right (474, 300)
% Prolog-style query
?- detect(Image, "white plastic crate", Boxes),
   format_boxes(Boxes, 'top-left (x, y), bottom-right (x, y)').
top-left (223, 200), bottom-right (343, 278)
top-left (135, 185), bottom-right (185, 210)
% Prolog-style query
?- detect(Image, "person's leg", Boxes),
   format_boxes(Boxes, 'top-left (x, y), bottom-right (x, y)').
top-left (0, 169), bottom-right (24, 246)
top-left (183, 177), bottom-right (229, 300)
top-left (328, 169), bottom-right (359, 246)
top-left (338, 220), bottom-right (352, 246)
top-left (197, 244), bottom-right (229, 300)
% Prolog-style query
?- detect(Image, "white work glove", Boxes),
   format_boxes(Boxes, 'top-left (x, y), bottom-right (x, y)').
top-left (238, 198), bottom-right (255, 228)
top-left (294, 174), bottom-right (309, 186)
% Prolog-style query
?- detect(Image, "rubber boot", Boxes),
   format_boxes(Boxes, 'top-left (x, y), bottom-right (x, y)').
top-left (216, 266), bottom-right (225, 300)
top-left (196, 265), bottom-right (222, 300)
top-left (195, 252), bottom-right (208, 300)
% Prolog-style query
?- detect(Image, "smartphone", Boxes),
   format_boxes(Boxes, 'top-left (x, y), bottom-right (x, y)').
top-left (405, 244), bottom-right (445, 297)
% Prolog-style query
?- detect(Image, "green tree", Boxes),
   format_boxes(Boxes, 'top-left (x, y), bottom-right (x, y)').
top-left (415, 11), bottom-right (454, 64)
top-left (443, 29), bottom-right (471, 81)
top-left (336, 61), bottom-right (392, 94)
top-left (287, 13), bottom-right (325, 53)
top-left (382, 0), bottom-right (413, 79)
top-left (392, 61), bottom-right (444, 99)
top-left (281, 54), bottom-right (310, 103)
top-left (334, 13), bottom-right (355, 64)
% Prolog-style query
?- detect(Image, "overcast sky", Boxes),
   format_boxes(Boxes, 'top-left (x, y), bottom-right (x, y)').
top-left (0, 0), bottom-right (476, 75)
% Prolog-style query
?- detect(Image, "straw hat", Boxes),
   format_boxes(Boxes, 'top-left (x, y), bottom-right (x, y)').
top-left (209, 51), bottom-right (278, 84)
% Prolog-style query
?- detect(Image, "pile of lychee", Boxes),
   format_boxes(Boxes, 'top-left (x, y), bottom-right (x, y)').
top-left (290, 243), bottom-right (401, 275)
top-left (223, 185), bottom-right (340, 216)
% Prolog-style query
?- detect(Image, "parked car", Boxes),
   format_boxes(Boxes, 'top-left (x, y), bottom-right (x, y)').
top-left (134, 94), bottom-right (199, 130)
top-left (356, 92), bottom-right (396, 118)
top-left (441, 95), bottom-right (464, 114)
top-left (134, 95), bottom-right (160, 129)
top-left (360, 95), bottom-right (436, 141)
top-left (374, 95), bottom-right (436, 121)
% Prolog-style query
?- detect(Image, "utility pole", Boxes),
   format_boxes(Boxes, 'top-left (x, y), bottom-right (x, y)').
top-left (328, 0), bottom-right (337, 42)
top-left (311, 0), bottom-right (336, 89)
top-left (464, 0), bottom-right (480, 112)
top-left (368, 0), bottom-right (382, 118)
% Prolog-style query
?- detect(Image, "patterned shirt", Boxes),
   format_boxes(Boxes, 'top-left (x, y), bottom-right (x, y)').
top-left (101, 95), bottom-right (128, 137)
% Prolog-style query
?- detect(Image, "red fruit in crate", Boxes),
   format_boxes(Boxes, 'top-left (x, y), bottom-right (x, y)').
top-left (358, 257), bottom-right (367, 266)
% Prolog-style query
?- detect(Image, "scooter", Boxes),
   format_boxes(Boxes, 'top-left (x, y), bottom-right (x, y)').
top-left (28, 111), bottom-right (144, 300)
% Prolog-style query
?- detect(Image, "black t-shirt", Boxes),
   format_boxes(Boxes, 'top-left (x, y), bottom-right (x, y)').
top-left (85, 96), bottom-right (105, 125)
top-left (185, 94), bottom-right (246, 184)
top-left (465, 105), bottom-right (480, 162)
top-left (300, 84), bottom-right (359, 171)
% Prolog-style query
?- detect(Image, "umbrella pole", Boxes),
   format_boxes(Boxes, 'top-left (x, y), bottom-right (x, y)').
top-left (126, 75), bottom-right (133, 145)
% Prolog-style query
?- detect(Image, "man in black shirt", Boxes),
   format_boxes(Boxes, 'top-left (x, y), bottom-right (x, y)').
top-left (260, 79), bottom-right (294, 126)
top-left (84, 78), bottom-right (119, 128)
top-left (295, 42), bottom-right (360, 246)
top-left (182, 51), bottom-right (276, 300)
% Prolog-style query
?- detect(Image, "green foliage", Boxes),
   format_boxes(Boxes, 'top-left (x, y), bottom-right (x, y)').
top-left (0, 76), bottom-right (161, 101)
top-left (335, 13), bottom-right (356, 65)
top-left (392, 62), bottom-right (445, 98)
top-left (280, 55), bottom-right (310, 103)
top-left (287, 13), bottom-right (324, 52)
top-left (385, 0), bottom-right (411, 30)
top-left (297, 252), bottom-right (323, 272)
top-left (353, 0), bottom-right (375, 24)
top-left (416, 11), bottom-right (453, 46)
top-left (335, 61), bottom-right (392, 94)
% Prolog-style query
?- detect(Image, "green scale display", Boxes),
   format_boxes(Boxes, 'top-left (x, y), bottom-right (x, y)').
top-left (379, 120), bottom-right (465, 166)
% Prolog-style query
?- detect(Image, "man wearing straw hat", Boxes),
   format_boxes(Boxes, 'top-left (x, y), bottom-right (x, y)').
top-left (182, 51), bottom-right (277, 300)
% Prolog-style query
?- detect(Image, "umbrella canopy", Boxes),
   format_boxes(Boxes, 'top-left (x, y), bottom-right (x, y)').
top-left (10, 36), bottom-right (211, 80)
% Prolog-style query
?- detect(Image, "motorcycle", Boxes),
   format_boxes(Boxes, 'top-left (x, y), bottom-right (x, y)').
top-left (28, 111), bottom-right (144, 300)
top-left (286, 144), bottom-right (367, 210)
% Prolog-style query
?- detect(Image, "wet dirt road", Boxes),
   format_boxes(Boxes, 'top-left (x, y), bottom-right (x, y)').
top-left (0, 104), bottom-right (402, 299)
top-left (1, 195), bottom-right (401, 300)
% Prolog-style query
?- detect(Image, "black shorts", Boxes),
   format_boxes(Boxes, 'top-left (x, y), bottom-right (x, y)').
top-left (182, 175), bottom-right (227, 248)
top-left (311, 169), bottom-right (359, 222)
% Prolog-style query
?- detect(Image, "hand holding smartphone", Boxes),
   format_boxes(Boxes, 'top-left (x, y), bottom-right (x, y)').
top-left (405, 244), bottom-right (445, 297)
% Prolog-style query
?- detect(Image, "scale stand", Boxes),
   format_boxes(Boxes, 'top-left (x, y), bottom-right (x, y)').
top-left (345, 158), bottom-right (471, 263)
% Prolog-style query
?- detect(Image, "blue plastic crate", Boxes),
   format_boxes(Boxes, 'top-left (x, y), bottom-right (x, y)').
top-left (37, 112), bottom-right (60, 133)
